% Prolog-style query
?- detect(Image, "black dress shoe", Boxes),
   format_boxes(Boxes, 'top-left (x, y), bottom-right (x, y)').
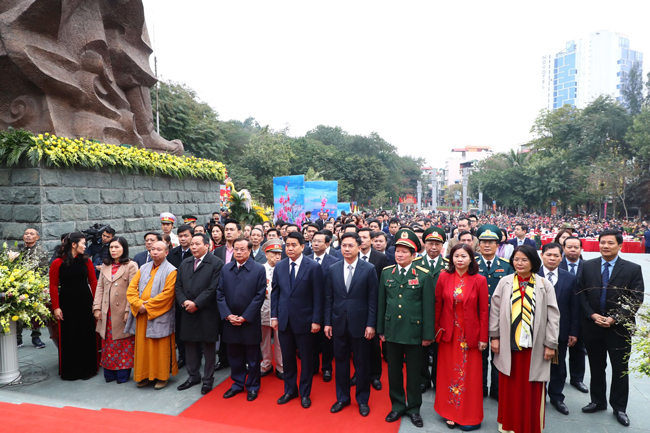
top-left (409, 413), bottom-right (424, 428)
top-left (551, 400), bottom-right (569, 415)
top-left (330, 401), bottom-right (351, 413)
top-left (421, 381), bottom-right (431, 394)
top-left (247, 390), bottom-right (258, 401)
top-left (301, 397), bottom-right (311, 408)
top-left (201, 384), bottom-right (212, 395)
top-left (570, 380), bottom-right (589, 393)
top-left (276, 371), bottom-right (285, 380)
top-left (385, 411), bottom-right (403, 423)
top-left (277, 393), bottom-right (299, 405)
top-left (359, 404), bottom-right (370, 417)
top-left (323, 370), bottom-right (332, 382)
top-left (223, 388), bottom-right (241, 399)
top-left (214, 361), bottom-right (230, 372)
top-left (483, 387), bottom-right (488, 397)
top-left (350, 376), bottom-right (357, 387)
top-left (372, 379), bottom-right (382, 390)
top-left (614, 410), bottom-right (630, 427)
top-left (177, 358), bottom-right (186, 369)
top-left (582, 402), bottom-right (607, 413)
top-left (177, 378), bottom-right (200, 391)
top-left (489, 389), bottom-right (498, 400)
top-left (261, 367), bottom-right (274, 377)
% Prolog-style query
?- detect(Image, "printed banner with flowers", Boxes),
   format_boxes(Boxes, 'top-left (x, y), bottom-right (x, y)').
top-left (0, 243), bottom-right (51, 334)
top-left (304, 181), bottom-right (338, 221)
top-left (273, 175), bottom-right (306, 226)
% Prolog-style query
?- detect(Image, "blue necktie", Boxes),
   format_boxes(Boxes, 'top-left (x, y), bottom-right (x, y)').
top-left (290, 262), bottom-right (296, 290)
top-left (600, 262), bottom-right (610, 313)
top-left (569, 263), bottom-right (576, 275)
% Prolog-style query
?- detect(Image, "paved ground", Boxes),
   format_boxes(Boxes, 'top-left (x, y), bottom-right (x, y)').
top-left (1, 252), bottom-right (650, 432)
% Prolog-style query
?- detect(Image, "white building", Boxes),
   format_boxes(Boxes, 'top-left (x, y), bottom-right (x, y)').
top-left (443, 146), bottom-right (492, 187)
top-left (541, 30), bottom-right (643, 111)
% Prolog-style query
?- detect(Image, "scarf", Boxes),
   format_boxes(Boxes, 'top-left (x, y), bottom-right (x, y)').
top-left (510, 273), bottom-right (536, 351)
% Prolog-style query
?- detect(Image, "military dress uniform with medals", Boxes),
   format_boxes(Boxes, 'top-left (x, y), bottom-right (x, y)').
top-left (475, 225), bottom-right (514, 399)
top-left (377, 229), bottom-right (435, 426)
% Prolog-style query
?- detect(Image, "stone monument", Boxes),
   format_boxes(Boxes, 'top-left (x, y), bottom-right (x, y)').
top-left (0, 0), bottom-right (183, 154)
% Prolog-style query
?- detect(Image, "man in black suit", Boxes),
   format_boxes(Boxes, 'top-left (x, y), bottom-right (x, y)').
top-left (271, 232), bottom-right (324, 408)
top-left (578, 230), bottom-right (645, 427)
top-left (507, 223), bottom-right (537, 248)
top-left (324, 232), bottom-right (378, 417)
top-left (558, 236), bottom-right (588, 394)
top-left (250, 228), bottom-right (267, 264)
top-left (176, 233), bottom-right (224, 395)
top-left (167, 225), bottom-right (194, 369)
top-left (133, 232), bottom-right (162, 268)
top-left (539, 242), bottom-right (579, 415)
top-left (314, 212), bottom-right (327, 230)
top-left (357, 228), bottom-right (386, 390)
top-left (309, 230), bottom-right (341, 382)
top-left (217, 238), bottom-right (267, 402)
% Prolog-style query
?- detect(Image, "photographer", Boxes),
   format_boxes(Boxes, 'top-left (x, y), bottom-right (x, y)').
top-left (88, 225), bottom-right (116, 276)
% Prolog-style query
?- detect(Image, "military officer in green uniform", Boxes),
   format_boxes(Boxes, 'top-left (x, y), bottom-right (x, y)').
top-left (378, 229), bottom-right (434, 428)
top-left (475, 224), bottom-right (514, 399)
top-left (419, 226), bottom-right (448, 393)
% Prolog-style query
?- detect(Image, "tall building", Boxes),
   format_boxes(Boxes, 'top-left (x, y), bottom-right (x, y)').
top-left (541, 30), bottom-right (643, 110)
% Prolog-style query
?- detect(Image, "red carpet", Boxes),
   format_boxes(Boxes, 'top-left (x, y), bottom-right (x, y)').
top-left (180, 366), bottom-right (400, 433)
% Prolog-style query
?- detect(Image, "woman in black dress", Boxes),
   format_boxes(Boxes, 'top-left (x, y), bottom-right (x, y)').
top-left (50, 232), bottom-right (99, 380)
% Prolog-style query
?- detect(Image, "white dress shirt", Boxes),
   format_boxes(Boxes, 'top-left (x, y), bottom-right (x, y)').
top-left (289, 253), bottom-right (303, 276)
top-left (344, 258), bottom-right (359, 285)
top-left (542, 266), bottom-right (558, 286)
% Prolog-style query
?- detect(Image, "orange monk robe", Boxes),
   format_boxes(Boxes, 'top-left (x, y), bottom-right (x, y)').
top-left (126, 266), bottom-right (179, 382)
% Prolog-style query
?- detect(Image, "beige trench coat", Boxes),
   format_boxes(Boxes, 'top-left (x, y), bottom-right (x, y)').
top-left (488, 274), bottom-right (560, 382)
top-left (93, 261), bottom-right (138, 340)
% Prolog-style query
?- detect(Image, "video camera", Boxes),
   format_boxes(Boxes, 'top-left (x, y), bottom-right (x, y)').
top-left (81, 223), bottom-right (110, 244)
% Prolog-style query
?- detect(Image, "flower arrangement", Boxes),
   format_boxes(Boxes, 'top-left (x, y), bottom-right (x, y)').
top-left (0, 128), bottom-right (227, 182)
top-left (224, 181), bottom-right (272, 225)
top-left (276, 182), bottom-right (305, 226)
top-left (0, 243), bottom-right (52, 334)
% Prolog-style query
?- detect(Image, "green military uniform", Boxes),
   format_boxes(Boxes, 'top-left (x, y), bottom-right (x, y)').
top-left (377, 229), bottom-right (435, 416)
top-left (418, 226), bottom-right (448, 391)
top-left (475, 224), bottom-right (514, 398)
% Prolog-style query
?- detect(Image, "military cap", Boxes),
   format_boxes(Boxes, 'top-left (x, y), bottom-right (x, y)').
top-left (394, 228), bottom-right (420, 252)
top-left (423, 226), bottom-right (446, 243)
top-left (262, 239), bottom-right (283, 253)
top-left (476, 224), bottom-right (502, 241)
top-left (560, 222), bottom-right (575, 231)
top-left (182, 215), bottom-right (198, 224)
top-left (160, 212), bottom-right (176, 224)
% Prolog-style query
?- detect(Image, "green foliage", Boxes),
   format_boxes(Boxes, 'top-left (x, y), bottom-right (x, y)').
top-left (622, 62), bottom-right (644, 115)
top-left (0, 128), bottom-right (36, 166)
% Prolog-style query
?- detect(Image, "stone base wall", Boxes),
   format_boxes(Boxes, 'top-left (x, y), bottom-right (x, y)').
top-left (0, 166), bottom-right (222, 253)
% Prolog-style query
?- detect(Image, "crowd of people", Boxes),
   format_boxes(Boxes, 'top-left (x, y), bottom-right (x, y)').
top-left (10, 207), bottom-right (648, 431)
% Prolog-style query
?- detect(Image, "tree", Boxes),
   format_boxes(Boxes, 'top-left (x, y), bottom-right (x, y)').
top-left (622, 62), bottom-right (644, 115)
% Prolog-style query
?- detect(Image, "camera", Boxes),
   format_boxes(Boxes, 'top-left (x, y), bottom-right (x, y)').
top-left (81, 223), bottom-right (110, 244)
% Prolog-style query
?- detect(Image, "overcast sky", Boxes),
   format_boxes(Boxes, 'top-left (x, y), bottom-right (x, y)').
top-left (142, 0), bottom-right (649, 167)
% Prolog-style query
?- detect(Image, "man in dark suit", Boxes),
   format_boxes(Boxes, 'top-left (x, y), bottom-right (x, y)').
top-left (324, 232), bottom-right (378, 417)
top-left (314, 212), bottom-right (327, 230)
top-left (539, 242), bottom-right (579, 415)
top-left (309, 230), bottom-right (340, 382)
top-left (167, 225), bottom-right (194, 369)
top-left (372, 231), bottom-right (395, 266)
top-left (176, 233), bottom-right (224, 395)
top-left (558, 236), bottom-right (588, 394)
top-left (507, 223), bottom-right (536, 249)
top-left (250, 227), bottom-right (267, 264)
top-left (578, 230), bottom-right (645, 427)
top-left (133, 232), bottom-right (162, 267)
top-left (271, 232), bottom-right (324, 408)
top-left (217, 237), bottom-right (267, 402)
top-left (357, 227), bottom-right (386, 390)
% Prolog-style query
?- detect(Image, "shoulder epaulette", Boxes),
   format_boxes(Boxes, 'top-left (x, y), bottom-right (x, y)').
top-left (413, 256), bottom-right (423, 261)
top-left (383, 264), bottom-right (396, 271)
top-left (442, 257), bottom-right (449, 262)
top-left (500, 258), bottom-right (510, 263)
top-left (416, 265), bottom-right (430, 274)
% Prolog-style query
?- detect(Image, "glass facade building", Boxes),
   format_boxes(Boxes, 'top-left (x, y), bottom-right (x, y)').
top-left (553, 42), bottom-right (578, 109)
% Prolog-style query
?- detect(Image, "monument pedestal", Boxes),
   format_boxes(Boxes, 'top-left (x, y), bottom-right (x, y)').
top-left (0, 321), bottom-right (22, 385)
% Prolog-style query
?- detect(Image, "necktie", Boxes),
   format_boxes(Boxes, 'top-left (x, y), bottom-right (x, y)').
top-left (600, 262), bottom-right (610, 313)
top-left (345, 265), bottom-right (353, 292)
top-left (362, 255), bottom-right (368, 261)
top-left (547, 272), bottom-right (554, 285)
top-left (194, 258), bottom-right (200, 271)
top-left (486, 260), bottom-right (492, 272)
top-left (290, 262), bottom-right (296, 289)
top-left (315, 257), bottom-right (321, 264)
top-left (400, 268), bottom-right (406, 279)
top-left (569, 263), bottom-right (576, 275)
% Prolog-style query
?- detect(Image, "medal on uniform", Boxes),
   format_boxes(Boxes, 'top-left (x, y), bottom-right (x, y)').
top-left (408, 278), bottom-right (419, 285)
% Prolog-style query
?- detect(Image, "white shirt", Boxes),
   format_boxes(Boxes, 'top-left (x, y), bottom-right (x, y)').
top-left (397, 263), bottom-right (412, 276)
top-left (289, 253), bottom-right (303, 276)
top-left (426, 255), bottom-right (439, 269)
top-left (542, 266), bottom-right (557, 285)
top-left (344, 258), bottom-right (359, 282)
top-left (313, 251), bottom-right (326, 264)
top-left (193, 252), bottom-right (208, 268)
top-left (360, 249), bottom-right (371, 261)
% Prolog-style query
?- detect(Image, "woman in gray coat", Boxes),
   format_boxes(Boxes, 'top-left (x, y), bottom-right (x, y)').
top-left (489, 245), bottom-right (560, 433)
top-left (93, 237), bottom-right (138, 383)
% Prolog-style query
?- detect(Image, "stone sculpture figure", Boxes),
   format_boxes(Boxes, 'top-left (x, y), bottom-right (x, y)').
top-left (0, 0), bottom-right (183, 154)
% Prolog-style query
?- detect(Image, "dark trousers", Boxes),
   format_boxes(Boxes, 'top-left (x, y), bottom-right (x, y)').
top-left (482, 348), bottom-right (499, 395)
top-left (548, 340), bottom-right (568, 402)
top-left (583, 324), bottom-right (631, 412)
top-left (386, 341), bottom-right (422, 415)
top-left (185, 341), bottom-right (216, 387)
top-left (16, 321), bottom-right (42, 339)
top-left (313, 329), bottom-right (334, 373)
top-left (175, 307), bottom-right (185, 361)
top-left (217, 328), bottom-right (229, 366)
top-left (369, 334), bottom-right (383, 381)
top-left (333, 323), bottom-right (371, 405)
top-left (646, 246), bottom-right (650, 254)
top-left (569, 337), bottom-right (586, 383)
top-left (420, 343), bottom-right (437, 387)
top-left (227, 343), bottom-right (261, 392)
top-left (279, 322), bottom-right (314, 397)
